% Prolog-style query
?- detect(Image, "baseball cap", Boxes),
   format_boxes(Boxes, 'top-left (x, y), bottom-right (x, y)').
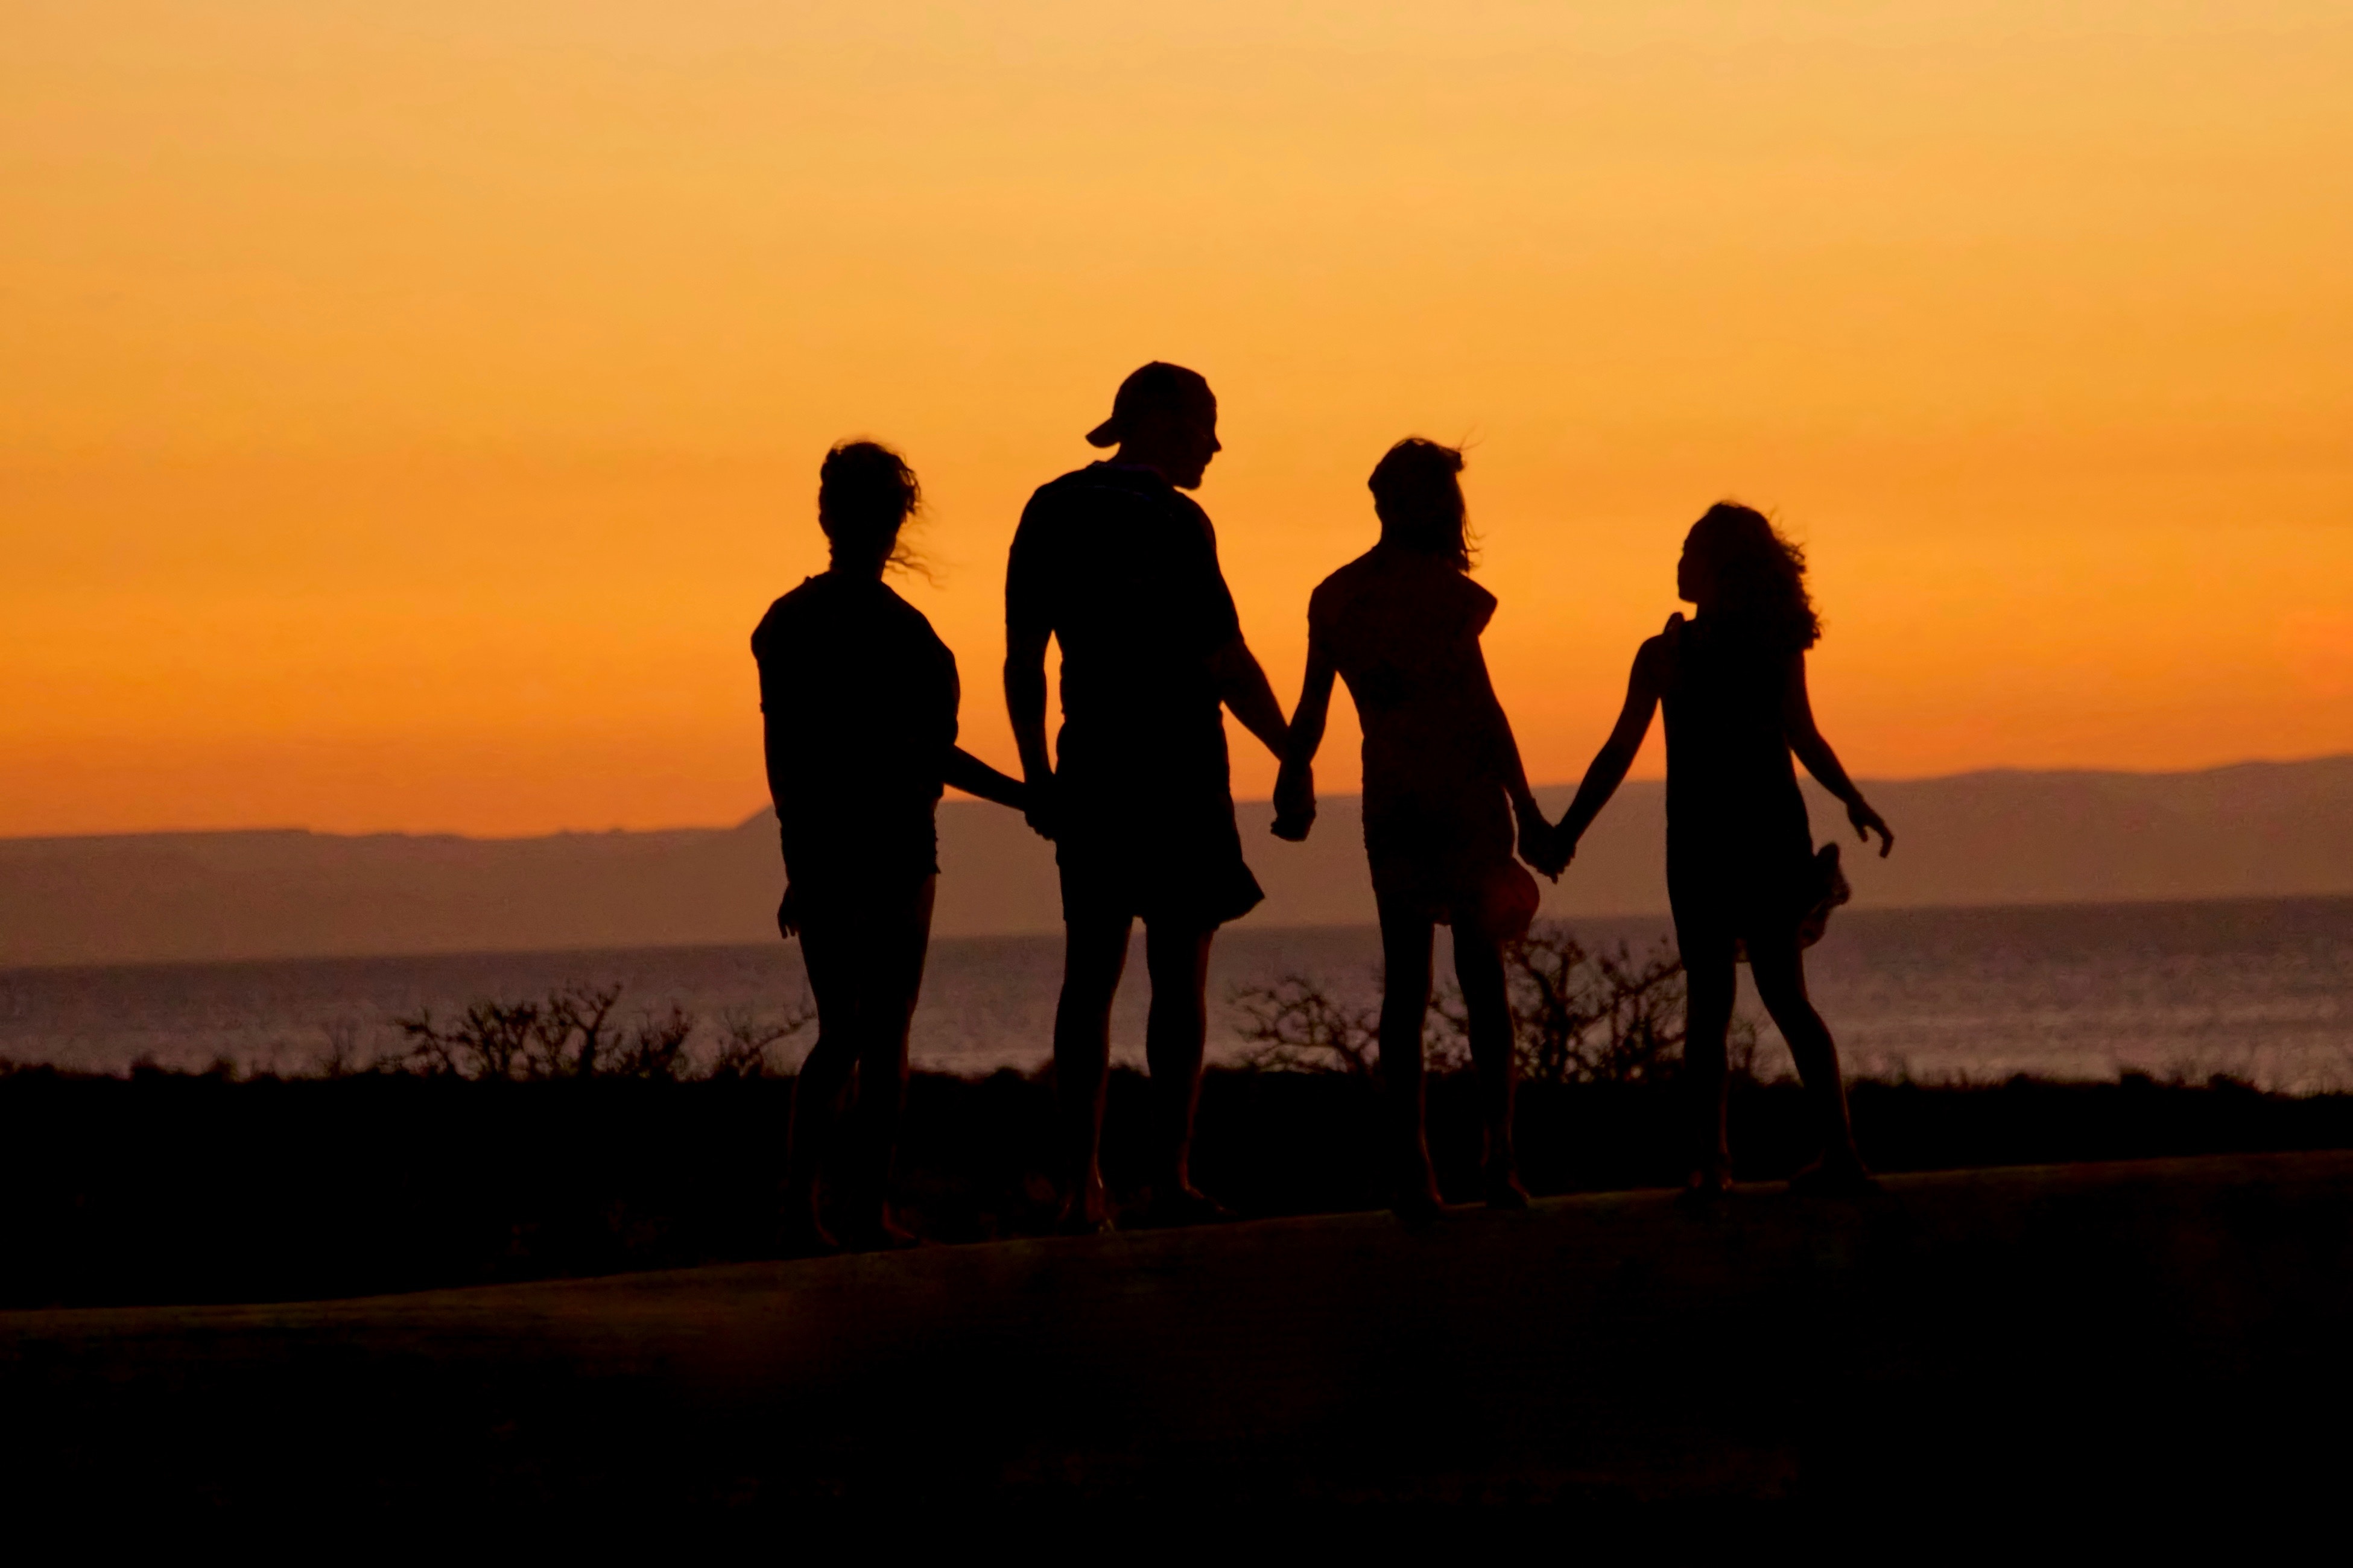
top-left (1086, 361), bottom-right (1215, 448)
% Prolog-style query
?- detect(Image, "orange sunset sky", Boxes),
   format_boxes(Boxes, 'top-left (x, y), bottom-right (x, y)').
top-left (7, 2), bottom-right (2352, 838)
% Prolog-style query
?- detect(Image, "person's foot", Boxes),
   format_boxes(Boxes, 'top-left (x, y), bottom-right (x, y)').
top-left (1053, 1172), bottom-right (1114, 1236)
top-left (838, 1209), bottom-right (923, 1252)
top-left (1675, 1168), bottom-right (1732, 1212)
top-left (1483, 1164), bottom-right (1531, 1210)
top-left (778, 1210), bottom-right (843, 1257)
top-left (1788, 1156), bottom-right (1879, 1199)
top-left (1392, 1165), bottom-right (1445, 1224)
top-left (1142, 1184), bottom-right (1235, 1228)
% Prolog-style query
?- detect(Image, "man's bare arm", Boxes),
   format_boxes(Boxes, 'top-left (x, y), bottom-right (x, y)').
top-left (1208, 635), bottom-right (1289, 759)
top-left (1003, 624), bottom-right (1057, 838)
top-left (1272, 642), bottom-right (1336, 841)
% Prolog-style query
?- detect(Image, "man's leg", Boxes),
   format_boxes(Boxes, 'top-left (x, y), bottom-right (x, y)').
top-left (1054, 912), bottom-right (1131, 1231)
top-left (1142, 919), bottom-right (1218, 1211)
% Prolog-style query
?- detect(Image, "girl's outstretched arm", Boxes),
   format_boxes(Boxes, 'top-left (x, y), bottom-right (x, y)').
top-left (943, 745), bottom-right (1028, 812)
top-left (1555, 638), bottom-right (1668, 859)
top-left (1781, 653), bottom-right (1894, 856)
top-left (1468, 643), bottom-right (1557, 877)
top-left (1272, 641), bottom-right (1337, 841)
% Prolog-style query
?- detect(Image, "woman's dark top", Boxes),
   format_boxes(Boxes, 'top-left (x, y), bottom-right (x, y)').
top-left (1658, 612), bottom-right (1814, 938)
top-left (751, 571), bottom-right (959, 891)
top-left (1306, 544), bottom-right (1536, 941)
top-left (1004, 461), bottom-right (1261, 926)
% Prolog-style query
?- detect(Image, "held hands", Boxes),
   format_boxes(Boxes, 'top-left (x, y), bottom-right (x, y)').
top-left (1271, 759), bottom-right (1316, 842)
top-left (1516, 797), bottom-right (1572, 880)
top-left (776, 884), bottom-right (800, 941)
top-left (1022, 774), bottom-right (1059, 842)
top-left (1848, 797), bottom-right (1896, 858)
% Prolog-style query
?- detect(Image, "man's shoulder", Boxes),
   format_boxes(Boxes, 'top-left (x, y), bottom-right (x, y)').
top-left (1027, 462), bottom-right (1195, 516)
top-left (1027, 463), bottom-right (1132, 509)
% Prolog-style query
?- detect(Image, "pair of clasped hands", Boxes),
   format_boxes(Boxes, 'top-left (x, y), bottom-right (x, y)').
top-left (1269, 762), bottom-right (1574, 882)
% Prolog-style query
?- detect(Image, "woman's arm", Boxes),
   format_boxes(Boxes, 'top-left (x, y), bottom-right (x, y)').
top-left (943, 745), bottom-right (1028, 812)
top-left (1781, 653), bottom-right (1894, 857)
top-left (1271, 641), bottom-right (1337, 841)
top-left (1554, 639), bottom-right (1668, 856)
top-left (1468, 643), bottom-right (1557, 876)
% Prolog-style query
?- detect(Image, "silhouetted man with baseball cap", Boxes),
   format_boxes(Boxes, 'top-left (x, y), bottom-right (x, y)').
top-left (1005, 362), bottom-right (1289, 1231)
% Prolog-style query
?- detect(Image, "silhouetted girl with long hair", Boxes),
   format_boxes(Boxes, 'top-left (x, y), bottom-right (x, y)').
top-left (752, 441), bottom-right (1025, 1250)
top-left (1551, 503), bottom-right (1892, 1197)
top-left (1276, 439), bottom-right (1554, 1217)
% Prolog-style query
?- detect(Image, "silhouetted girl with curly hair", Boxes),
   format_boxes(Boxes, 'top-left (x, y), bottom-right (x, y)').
top-left (1551, 503), bottom-right (1893, 1198)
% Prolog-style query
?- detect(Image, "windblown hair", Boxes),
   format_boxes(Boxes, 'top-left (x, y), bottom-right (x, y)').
top-left (1367, 438), bottom-right (1472, 569)
top-left (817, 439), bottom-right (923, 573)
top-left (1685, 502), bottom-right (1820, 650)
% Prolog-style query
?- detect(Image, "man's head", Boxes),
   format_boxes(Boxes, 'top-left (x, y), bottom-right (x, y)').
top-left (1087, 362), bottom-right (1221, 490)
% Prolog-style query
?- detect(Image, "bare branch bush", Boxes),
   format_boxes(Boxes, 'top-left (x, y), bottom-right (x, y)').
top-left (704, 1000), bottom-right (817, 1080)
top-left (390, 984), bottom-right (815, 1081)
top-left (1227, 975), bottom-right (1381, 1077)
top-left (1235, 924), bottom-right (1765, 1089)
top-left (608, 1005), bottom-right (699, 1080)
top-left (1439, 926), bottom-right (1693, 1086)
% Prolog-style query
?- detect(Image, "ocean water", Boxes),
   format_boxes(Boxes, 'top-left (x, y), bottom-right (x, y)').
top-left (3, 897), bottom-right (2351, 1092)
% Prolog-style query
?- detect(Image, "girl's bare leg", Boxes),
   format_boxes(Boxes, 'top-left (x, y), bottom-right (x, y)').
top-left (1376, 905), bottom-right (1442, 1216)
top-left (1451, 929), bottom-right (1525, 1207)
top-left (786, 896), bottom-right (862, 1251)
top-left (1746, 931), bottom-right (1869, 1184)
top-left (1679, 928), bottom-right (1738, 1194)
top-left (841, 876), bottom-right (936, 1248)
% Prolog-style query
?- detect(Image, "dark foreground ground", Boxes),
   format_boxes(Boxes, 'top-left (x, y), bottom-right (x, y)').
top-left (2, 1151), bottom-right (2348, 1514)
top-left (6, 1065), bottom-right (2353, 1307)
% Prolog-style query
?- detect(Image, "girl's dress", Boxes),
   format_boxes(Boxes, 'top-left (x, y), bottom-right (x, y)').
top-left (1657, 612), bottom-right (1817, 948)
top-left (1308, 544), bottom-right (1539, 942)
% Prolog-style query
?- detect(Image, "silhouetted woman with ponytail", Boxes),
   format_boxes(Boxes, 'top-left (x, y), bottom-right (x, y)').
top-left (1551, 504), bottom-right (1892, 1198)
top-left (1276, 439), bottom-right (1555, 1218)
top-left (752, 441), bottom-right (1025, 1250)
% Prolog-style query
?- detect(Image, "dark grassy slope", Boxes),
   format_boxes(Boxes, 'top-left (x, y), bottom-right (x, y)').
top-left (4, 1066), bottom-right (2350, 1309)
top-left (4, 1154), bottom-right (2349, 1512)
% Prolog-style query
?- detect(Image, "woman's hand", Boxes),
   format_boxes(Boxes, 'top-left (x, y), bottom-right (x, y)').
top-left (1516, 797), bottom-right (1570, 880)
top-left (1271, 760), bottom-right (1316, 841)
top-left (776, 884), bottom-right (801, 941)
top-left (1848, 797), bottom-right (1895, 858)
top-left (1022, 774), bottom-right (1059, 842)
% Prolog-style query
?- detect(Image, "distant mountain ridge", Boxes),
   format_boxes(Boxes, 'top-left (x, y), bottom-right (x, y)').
top-left (5, 756), bottom-right (2353, 967)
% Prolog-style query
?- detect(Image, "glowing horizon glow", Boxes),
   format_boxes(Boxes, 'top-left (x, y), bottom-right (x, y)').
top-left (6, 2), bottom-right (2351, 836)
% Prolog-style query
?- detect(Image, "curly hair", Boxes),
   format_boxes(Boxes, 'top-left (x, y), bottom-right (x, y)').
top-left (1367, 437), bottom-right (1473, 569)
top-left (1684, 502), bottom-right (1820, 650)
top-left (817, 440), bottom-right (923, 574)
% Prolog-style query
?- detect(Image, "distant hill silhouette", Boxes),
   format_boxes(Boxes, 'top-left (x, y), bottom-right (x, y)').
top-left (5, 756), bottom-right (2353, 966)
